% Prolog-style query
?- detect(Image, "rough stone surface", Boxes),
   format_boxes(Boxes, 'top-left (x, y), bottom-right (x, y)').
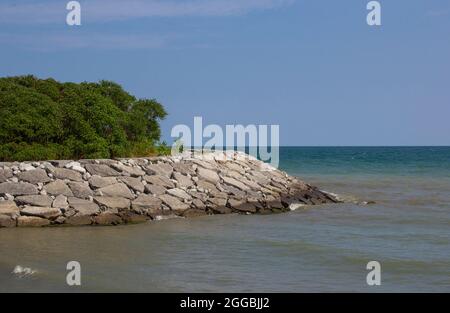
top-left (192, 198), bottom-right (207, 210)
top-left (119, 177), bottom-right (145, 193)
top-left (112, 163), bottom-right (145, 177)
top-left (85, 164), bottom-right (121, 177)
top-left (143, 175), bottom-right (175, 189)
top-left (120, 212), bottom-right (148, 224)
top-left (196, 180), bottom-right (219, 193)
top-left (17, 169), bottom-right (51, 184)
top-left (159, 194), bottom-right (190, 212)
top-left (173, 162), bottom-right (196, 176)
top-left (167, 188), bottom-right (192, 201)
top-left (144, 184), bottom-right (166, 196)
top-left (182, 209), bottom-right (208, 218)
top-left (0, 182), bottom-right (38, 196)
top-left (68, 182), bottom-right (94, 199)
top-left (94, 197), bottom-right (130, 210)
top-left (197, 167), bottom-right (220, 184)
top-left (173, 172), bottom-right (194, 188)
top-left (68, 198), bottom-right (100, 215)
top-left (132, 194), bottom-right (162, 213)
top-left (45, 180), bottom-right (73, 197)
top-left (53, 168), bottom-right (83, 182)
top-left (0, 215), bottom-right (16, 228)
top-left (52, 195), bottom-right (68, 209)
top-left (94, 213), bottom-right (122, 225)
top-left (0, 169), bottom-right (13, 183)
top-left (17, 216), bottom-right (50, 227)
top-left (15, 195), bottom-right (53, 207)
top-left (222, 176), bottom-right (250, 191)
top-left (65, 215), bottom-right (92, 226)
top-left (0, 201), bottom-right (20, 217)
top-left (88, 175), bottom-right (117, 189)
top-left (20, 206), bottom-right (61, 219)
top-left (97, 183), bottom-right (133, 199)
top-left (145, 163), bottom-right (173, 177)
top-left (0, 151), bottom-right (338, 228)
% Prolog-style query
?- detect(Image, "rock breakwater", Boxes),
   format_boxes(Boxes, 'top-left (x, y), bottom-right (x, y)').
top-left (0, 151), bottom-right (338, 227)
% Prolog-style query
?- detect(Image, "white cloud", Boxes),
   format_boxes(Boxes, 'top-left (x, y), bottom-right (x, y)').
top-left (0, 0), bottom-right (294, 24)
top-left (0, 32), bottom-right (167, 51)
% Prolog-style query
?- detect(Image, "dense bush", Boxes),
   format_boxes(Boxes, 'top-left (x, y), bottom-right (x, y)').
top-left (0, 75), bottom-right (167, 161)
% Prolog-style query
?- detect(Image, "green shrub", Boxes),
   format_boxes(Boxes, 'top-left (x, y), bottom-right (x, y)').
top-left (0, 75), bottom-right (167, 161)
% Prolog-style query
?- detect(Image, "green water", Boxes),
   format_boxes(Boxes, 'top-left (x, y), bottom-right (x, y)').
top-left (0, 147), bottom-right (449, 292)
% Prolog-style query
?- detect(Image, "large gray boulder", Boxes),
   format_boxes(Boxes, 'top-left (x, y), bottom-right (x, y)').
top-left (196, 180), bottom-right (219, 193)
top-left (0, 182), bottom-right (38, 196)
top-left (145, 163), bottom-right (173, 177)
top-left (44, 180), bottom-right (73, 197)
top-left (159, 194), bottom-right (189, 212)
top-left (173, 172), bottom-right (194, 188)
top-left (119, 177), bottom-right (145, 193)
top-left (143, 175), bottom-right (175, 189)
top-left (167, 188), bottom-right (192, 201)
top-left (197, 167), bottom-right (220, 184)
top-left (88, 175), bottom-right (117, 189)
top-left (144, 184), bottom-right (166, 196)
top-left (172, 162), bottom-right (196, 176)
top-left (21, 206), bottom-right (62, 219)
top-left (94, 197), bottom-right (131, 210)
top-left (68, 197), bottom-right (100, 215)
top-left (97, 183), bottom-right (133, 199)
top-left (111, 163), bottom-right (145, 177)
top-left (222, 176), bottom-right (250, 191)
top-left (68, 182), bottom-right (94, 199)
top-left (15, 195), bottom-right (53, 207)
top-left (131, 194), bottom-right (162, 213)
top-left (0, 169), bottom-right (13, 183)
top-left (17, 169), bottom-right (51, 184)
top-left (85, 164), bottom-right (121, 177)
top-left (53, 168), bottom-right (83, 182)
top-left (52, 195), bottom-right (69, 209)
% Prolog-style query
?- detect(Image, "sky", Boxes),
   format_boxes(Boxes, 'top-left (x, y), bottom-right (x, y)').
top-left (0, 0), bottom-right (449, 146)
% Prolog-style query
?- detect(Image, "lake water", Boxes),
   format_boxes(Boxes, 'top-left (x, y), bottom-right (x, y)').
top-left (1, 147), bottom-right (449, 292)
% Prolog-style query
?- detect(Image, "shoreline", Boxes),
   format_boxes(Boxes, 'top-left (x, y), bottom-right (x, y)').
top-left (0, 151), bottom-right (338, 228)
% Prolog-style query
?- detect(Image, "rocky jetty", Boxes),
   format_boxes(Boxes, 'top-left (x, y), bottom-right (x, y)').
top-left (0, 151), bottom-right (338, 228)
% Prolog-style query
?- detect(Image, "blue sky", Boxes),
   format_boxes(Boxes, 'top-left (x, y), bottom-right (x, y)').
top-left (0, 0), bottom-right (449, 146)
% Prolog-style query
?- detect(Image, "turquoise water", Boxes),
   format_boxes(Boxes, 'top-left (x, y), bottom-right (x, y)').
top-left (280, 146), bottom-right (450, 177)
top-left (0, 147), bottom-right (449, 292)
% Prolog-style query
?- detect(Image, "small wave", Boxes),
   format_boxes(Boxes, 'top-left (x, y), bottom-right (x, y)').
top-left (154, 215), bottom-right (184, 221)
top-left (12, 265), bottom-right (38, 278)
top-left (321, 190), bottom-right (356, 203)
top-left (321, 190), bottom-right (376, 206)
top-left (289, 203), bottom-right (306, 211)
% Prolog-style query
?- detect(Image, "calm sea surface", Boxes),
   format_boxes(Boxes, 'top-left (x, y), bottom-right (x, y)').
top-left (1, 147), bottom-right (449, 292)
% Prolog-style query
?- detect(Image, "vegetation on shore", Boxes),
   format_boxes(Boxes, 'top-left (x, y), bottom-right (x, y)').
top-left (0, 76), bottom-right (170, 161)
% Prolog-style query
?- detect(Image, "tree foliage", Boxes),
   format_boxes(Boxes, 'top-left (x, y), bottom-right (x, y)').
top-left (0, 75), bottom-right (167, 161)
